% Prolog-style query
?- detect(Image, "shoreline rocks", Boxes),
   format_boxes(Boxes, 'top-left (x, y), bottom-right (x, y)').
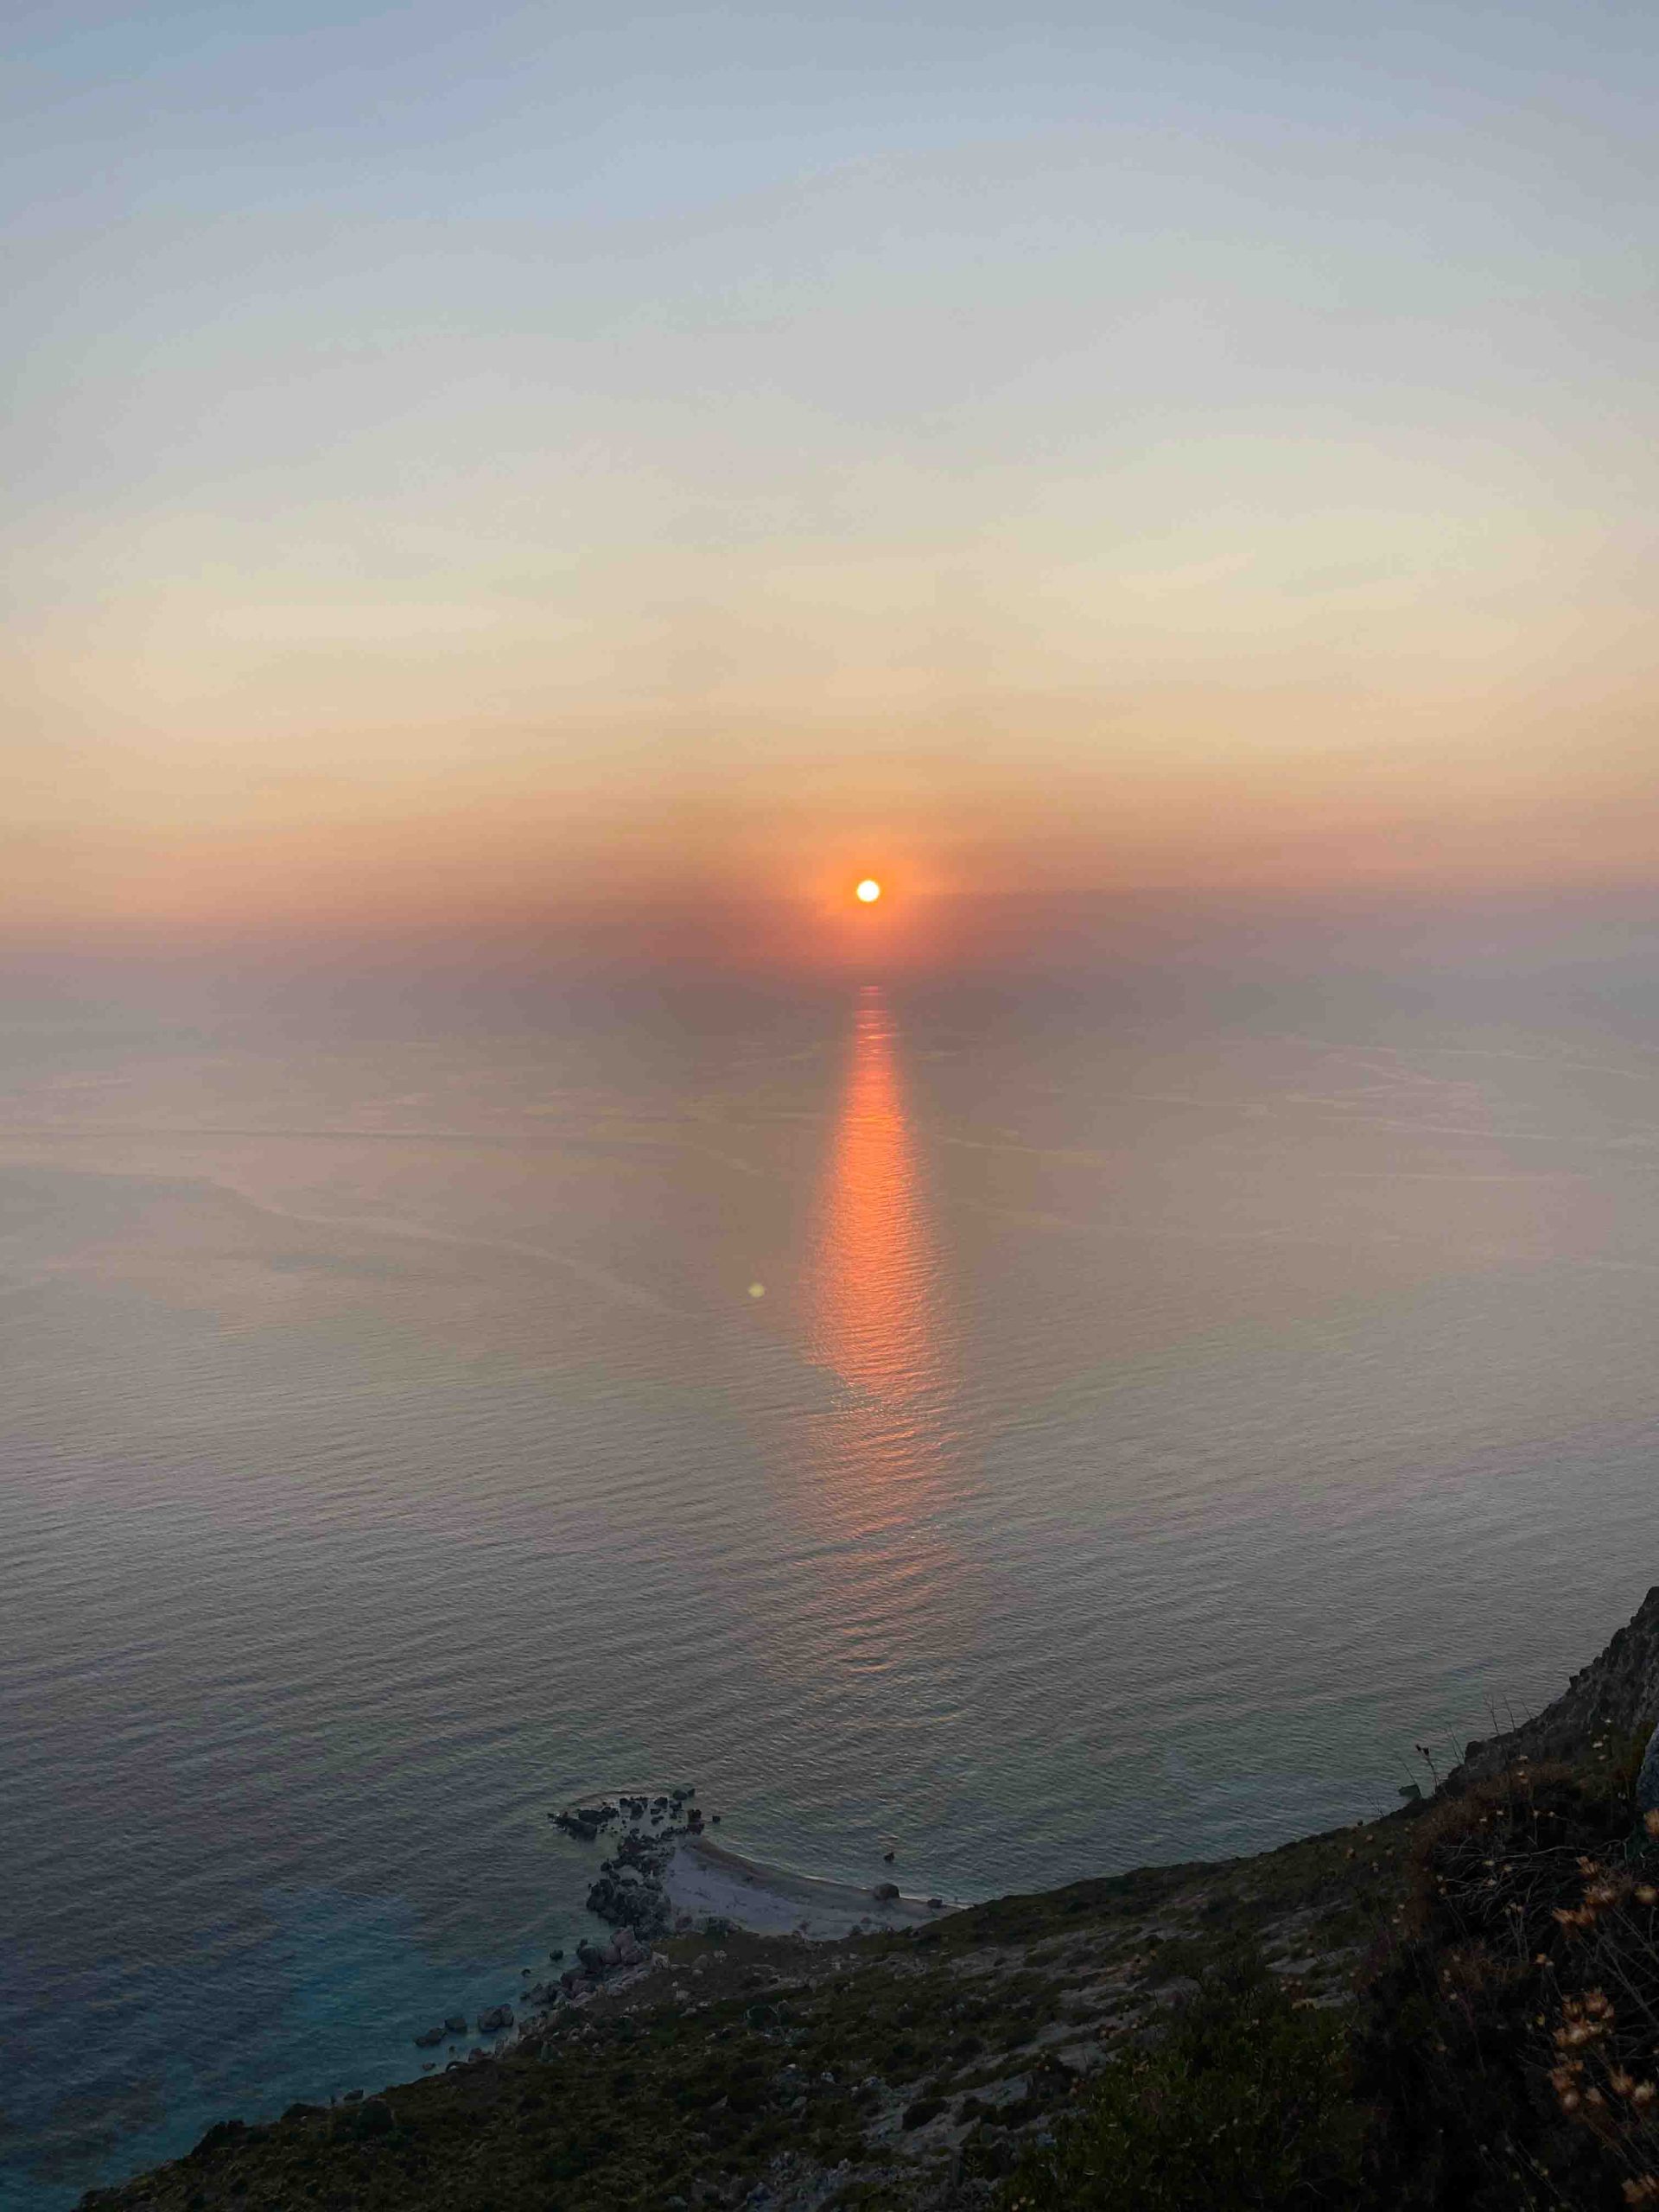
top-left (397, 1789), bottom-right (697, 2063)
top-left (556, 1781), bottom-right (703, 1953)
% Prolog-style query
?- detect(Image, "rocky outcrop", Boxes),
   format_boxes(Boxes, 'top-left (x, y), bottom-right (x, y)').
top-left (552, 1802), bottom-right (620, 1843)
top-left (557, 1783), bottom-right (699, 1944)
top-left (586, 1866), bottom-right (672, 1940)
top-left (1452, 1585), bottom-right (1659, 1784)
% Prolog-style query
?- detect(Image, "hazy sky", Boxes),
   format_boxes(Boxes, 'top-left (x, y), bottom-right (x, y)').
top-left (5, 0), bottom-right (1656, 960)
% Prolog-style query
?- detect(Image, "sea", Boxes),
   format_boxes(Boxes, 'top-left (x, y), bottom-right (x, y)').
top-left (6, 957), bottom-right (1659, 2205)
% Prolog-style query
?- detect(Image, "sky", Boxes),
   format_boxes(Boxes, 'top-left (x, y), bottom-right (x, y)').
top-left (3, 0), bottom-right (1656, 970)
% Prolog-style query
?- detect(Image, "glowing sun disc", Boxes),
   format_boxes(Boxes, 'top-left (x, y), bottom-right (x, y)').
top-left (855, 878), bottom-right (882, 903)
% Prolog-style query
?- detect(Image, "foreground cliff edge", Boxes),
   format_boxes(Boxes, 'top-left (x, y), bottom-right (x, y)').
top-left (81, 1587), bottom-right (1659, 2211)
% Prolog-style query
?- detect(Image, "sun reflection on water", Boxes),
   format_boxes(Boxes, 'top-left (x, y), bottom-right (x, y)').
top-left (810, 986), bottom-right (942, 1411)
top-left (753, 984), bottom-right (978, 1759)
top-left (777, 984), bottom-right (970, 1677)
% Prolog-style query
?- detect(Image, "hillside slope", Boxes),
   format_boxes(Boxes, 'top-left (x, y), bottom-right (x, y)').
top-left (80, 1587), bottom-right (1659, 2212)
top-left (1452, 1584), bottom-right (1659, 1783)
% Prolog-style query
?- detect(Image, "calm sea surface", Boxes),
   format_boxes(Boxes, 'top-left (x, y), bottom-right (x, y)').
top-left (6, 972), bottom-right (1659, 2204)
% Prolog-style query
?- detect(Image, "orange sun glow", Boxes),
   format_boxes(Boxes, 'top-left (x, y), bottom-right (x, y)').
top-left (855, 878), bottom-right (882, 904)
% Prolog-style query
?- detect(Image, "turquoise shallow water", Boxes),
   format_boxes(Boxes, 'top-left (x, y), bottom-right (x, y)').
top-left (5, 974), bottom-right (1659, 2205)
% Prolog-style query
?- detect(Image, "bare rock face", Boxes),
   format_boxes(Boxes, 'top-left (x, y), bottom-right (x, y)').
top-left (1451, 1585), bottom-right (1659, 1787)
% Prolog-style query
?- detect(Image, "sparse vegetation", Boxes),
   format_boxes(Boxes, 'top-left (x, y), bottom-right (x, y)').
top-left (1357, 1732), bottom-right (1659, 2210)
top-left (995, 1946), bottom-right (1365, 2210)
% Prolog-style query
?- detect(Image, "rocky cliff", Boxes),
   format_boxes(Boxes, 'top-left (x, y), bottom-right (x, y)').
top-left (1452, 1584), bottom-right (1659, 1784)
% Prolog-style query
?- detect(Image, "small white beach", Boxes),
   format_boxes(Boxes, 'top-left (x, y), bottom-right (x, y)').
top-left (663, 1836), bottom-right (953, 1940)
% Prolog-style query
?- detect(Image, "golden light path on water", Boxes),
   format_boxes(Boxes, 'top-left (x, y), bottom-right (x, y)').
top-left (784, 985), bottom-right (973, 1709)
top-left (812, 985), bottom-right (938, 1408)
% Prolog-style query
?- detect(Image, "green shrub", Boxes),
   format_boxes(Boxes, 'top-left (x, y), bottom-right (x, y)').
top-left (996, 1948), bottom-right (1365, 2210)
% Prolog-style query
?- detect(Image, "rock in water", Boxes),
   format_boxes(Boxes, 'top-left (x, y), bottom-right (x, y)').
top-left (872, 1882), bottom-right (900, 1902)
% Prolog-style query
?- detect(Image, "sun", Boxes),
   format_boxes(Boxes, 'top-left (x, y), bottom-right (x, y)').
top-left (855, 878), bottom-right (882, 904)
